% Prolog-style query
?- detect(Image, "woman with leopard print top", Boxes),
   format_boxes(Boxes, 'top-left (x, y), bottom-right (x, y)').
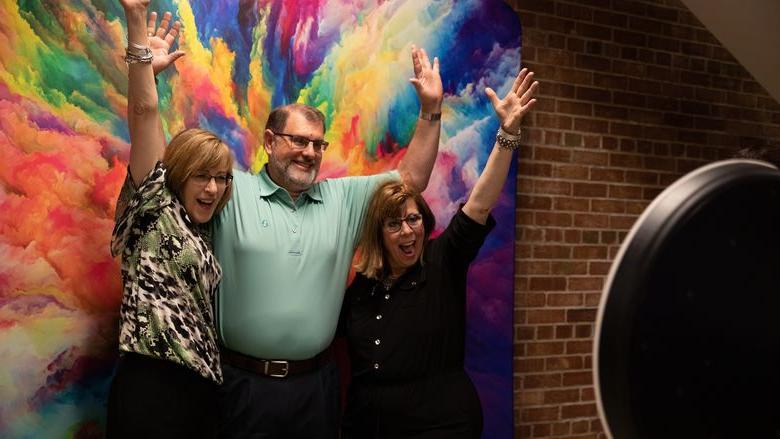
top-left (106, 1), bottom-right (233, 438)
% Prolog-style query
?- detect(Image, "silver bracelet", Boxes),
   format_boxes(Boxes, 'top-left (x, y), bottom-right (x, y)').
top-left (125, 42), bottom-right (153, 64)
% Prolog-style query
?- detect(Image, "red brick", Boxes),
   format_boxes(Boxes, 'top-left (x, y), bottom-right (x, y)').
top-left (567, 308), bottom-right (597, 323)
top-left (558, 100), bottom-right (594, 116)
top-left (532, 422), bottom-right (551, 437)
top-left (572, 183), bottom-right (607, 197)
top-left (553, 164), bottom-right (589, 180)
top-left (547, 293), bottom-right (583, 307)
top-left (573, 150), bottom-right (609, 166)
top-left (566, 340), bottom-right (593, 354)
top-left (527, 309), bottom-right (567, 324)
top-left (569, 277), bottom-right (604, 291)
top-left (591, 199), bottom-right (626, 213)
top-left (572, 419), bottom-right (590, 434)
top-left (551, 261), bottom-right (588, 275)
top-left (575, 324), bottom-right (593, 338)
top-left (554, 197), bottom-right (589, 212)
top-left (553, 421), bottom-right (571, 436)
top-left (555, 325), bottom-right (574, 339)
top-left (533, 245), bottom-right (571, 259)
top-left (544, 389), bottom-right (581, 404)
top-left (546, 355), bottom-right (584, 371)
top-left (537, 325), bottom-right (555, 340)
top-left (572, 246), bottom-right (608, 260)
top-left (563, 371), bottom-right (594, 387)
top-left (522, 406), bottom-right (560, 422)
top-left (573, 214), bottom-right (610, 228)
top-left (523, 373), bottom-right (563, 389)
top-left (529, 277), bottom-right (567, 291)
top-left (562, 403), bottom-right (598, 419)
top-left (519, 292), bottom-right (547, 307)
top-left (516, 358), bottom-right (545, 374)
top-left (535, 212), bottom-right (572, 227)
top-left (535, 180), bottom-right (572, 195)
top-left (589, 168), bottom-right (624, 183)
top-left (589, 262), bottom-right (611, 275)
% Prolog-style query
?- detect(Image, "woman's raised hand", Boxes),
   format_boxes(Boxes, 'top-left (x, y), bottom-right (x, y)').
top-left (409, 45), bottom-right (443, 114)
top-left (486, 68), bottom-right (539, 134)
top-left (146, 11), bottom-right (185, 75)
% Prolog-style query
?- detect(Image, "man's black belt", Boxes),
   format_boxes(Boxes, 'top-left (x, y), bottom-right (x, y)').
top-left (221, 346), bottom-right (333, 378)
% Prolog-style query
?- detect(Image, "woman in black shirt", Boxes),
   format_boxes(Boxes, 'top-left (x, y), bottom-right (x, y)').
top-left (341, 68), bottom-right (538, 438)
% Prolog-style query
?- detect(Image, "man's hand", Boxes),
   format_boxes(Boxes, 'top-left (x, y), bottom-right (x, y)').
top-left (486, 68), bottom-right (539, 134)
top-left (409, 45), bottom-right (443, 114)
top-left (146, 11), bottom-right (185, 76)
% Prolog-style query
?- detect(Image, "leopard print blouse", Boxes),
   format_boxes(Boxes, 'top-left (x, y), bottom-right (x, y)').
top-left (111, 163), bottom-right (222, 383)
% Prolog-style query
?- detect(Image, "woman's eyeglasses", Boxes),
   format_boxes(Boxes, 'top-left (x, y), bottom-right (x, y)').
top-left (383, 213), bottom-right (423, 233)
top-left (191, 173), bottom-right (233, 188)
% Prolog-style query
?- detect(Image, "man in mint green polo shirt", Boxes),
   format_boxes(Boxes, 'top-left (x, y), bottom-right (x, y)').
top-left (213, 46), bottom-right (443, 438)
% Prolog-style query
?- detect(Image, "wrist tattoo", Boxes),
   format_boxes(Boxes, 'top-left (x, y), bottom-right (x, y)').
top-left (133, 103), bottom-right (147, 116)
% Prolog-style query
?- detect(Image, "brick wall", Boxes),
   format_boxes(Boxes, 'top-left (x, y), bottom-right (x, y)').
top-left (507, 0), bottom-right (780, 437)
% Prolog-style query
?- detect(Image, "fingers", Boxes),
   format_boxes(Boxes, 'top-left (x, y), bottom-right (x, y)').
top-left (156, 11), bottom-right (172, 38)
top-left (411, 44), bottom-right (422, 78)
top-left (433, 56), bottom-right (439, 73)
top-left (485, 87), bottom-right (500, 108)
top-left (419, 47), bottom-right (431, 71)
top-left (511, 68), bottom-right (529, 94)
top-left (146, 12), bottom-right (157, 36)
top-left (168, 50), bottom-right (186, 64)
top-left (164, 21), bottom-right (181, 47)
top-left (519, 80), bottom-right (539, 107)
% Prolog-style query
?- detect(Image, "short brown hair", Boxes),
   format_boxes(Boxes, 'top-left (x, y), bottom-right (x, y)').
top-left (265, 103), bottom-right (326, 133)
top-left (163, 128), bottom-right (234, 215)
top-left (354, 180), bottom-right (436, 280)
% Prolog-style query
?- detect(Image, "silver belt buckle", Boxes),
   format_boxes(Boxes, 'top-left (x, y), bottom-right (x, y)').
top-left (265, 360), bottom-right (289, 378)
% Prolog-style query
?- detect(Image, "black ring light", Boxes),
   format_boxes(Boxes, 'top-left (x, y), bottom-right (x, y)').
top-left (594, 159), bottom-right (780, 438)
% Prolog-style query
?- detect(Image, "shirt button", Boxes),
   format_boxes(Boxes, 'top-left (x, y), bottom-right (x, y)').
top-left (373, 363), bottom-right (380, 370)
top-left (292, 228), bottom-right (297, 233)
top-left (374, 339), bottom-right (381, 345)
top-left (411, 281), bottom-right (417, 286)
top-left (376, 314), bottom-right (382, 320)
top-left (384, 294), bottom-right (390, 300)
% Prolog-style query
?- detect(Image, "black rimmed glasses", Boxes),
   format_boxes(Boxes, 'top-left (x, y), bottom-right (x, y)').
top-left (191, 172), bottom-right (233, 188)
top-left (383, 213), bottom-right (423, 233)
top-left (272, 132), bottom-right (329, 152)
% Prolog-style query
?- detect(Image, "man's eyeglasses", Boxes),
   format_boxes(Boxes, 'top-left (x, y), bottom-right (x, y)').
top-left (383, 213), bottom-right (424, 233)
top-left (191, 173), bottom-right (233, 188)
top-left (272, 132), bottom-right (329, 152)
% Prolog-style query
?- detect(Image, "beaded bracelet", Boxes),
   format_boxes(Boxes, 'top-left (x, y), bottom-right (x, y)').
top-left (496, 126), bottom-right (522, 151)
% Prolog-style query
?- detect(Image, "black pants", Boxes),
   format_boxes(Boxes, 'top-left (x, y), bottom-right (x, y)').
top-left (106, 352), bottom-right (218, 439)
top-left (218, 361), bottom-right (340, 439)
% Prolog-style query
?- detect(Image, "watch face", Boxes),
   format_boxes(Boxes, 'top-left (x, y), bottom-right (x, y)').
top-left (594, 159), bottom-right (780, 439)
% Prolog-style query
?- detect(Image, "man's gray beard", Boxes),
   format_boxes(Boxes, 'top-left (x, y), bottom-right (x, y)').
top-left (270, 156), bottom-right (317, 190)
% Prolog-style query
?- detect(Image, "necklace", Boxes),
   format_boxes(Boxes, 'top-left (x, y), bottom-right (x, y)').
top-left (381, 275), bottom-right (397, 291)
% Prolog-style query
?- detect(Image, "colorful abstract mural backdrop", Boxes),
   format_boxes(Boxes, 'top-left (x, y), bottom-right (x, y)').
top-left (0, 0), bottom-right (521, 437)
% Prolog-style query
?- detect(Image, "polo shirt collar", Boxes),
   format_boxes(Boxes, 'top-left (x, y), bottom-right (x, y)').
top-left (257, 165), bottom-right (323, 202)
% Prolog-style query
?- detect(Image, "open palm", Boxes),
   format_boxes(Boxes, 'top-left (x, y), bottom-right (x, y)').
top-left (146, 11), bottom-right (185, 75)
top-left (409, 45), bottom-right (443, 112)
top-left (486, 68), bottom-right (539, 134)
